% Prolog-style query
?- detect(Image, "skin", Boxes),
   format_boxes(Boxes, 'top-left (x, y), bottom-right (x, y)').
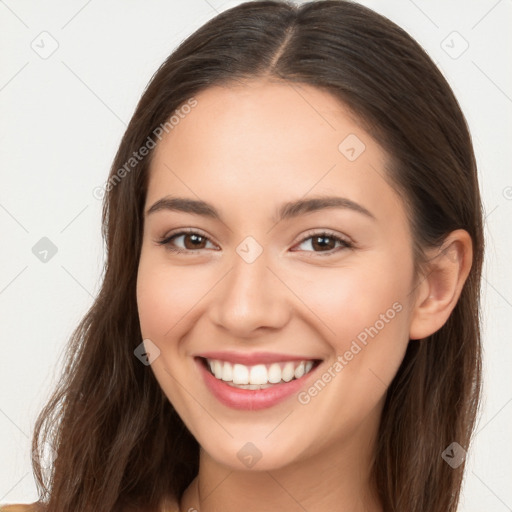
top-left (136, 79), bottom-right (472, 512)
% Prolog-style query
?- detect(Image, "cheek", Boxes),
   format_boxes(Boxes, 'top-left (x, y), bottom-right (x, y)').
top-left (293, 258), bottom-right (411, 347)
top-left (136, 256), bottom-right (200, 339)
top-left (291, 261), bottom-right (412, 428)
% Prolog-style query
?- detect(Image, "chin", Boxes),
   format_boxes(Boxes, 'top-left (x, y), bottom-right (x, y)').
top-left (197, 429), bottom-right (314, 472)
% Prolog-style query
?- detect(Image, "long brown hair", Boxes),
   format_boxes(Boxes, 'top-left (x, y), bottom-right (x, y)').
top-left (29, 1), bottom-right (483, 511)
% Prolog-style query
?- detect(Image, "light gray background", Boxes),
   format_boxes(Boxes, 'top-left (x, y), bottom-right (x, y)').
top-left (1, 0), bottom-right (511, 510)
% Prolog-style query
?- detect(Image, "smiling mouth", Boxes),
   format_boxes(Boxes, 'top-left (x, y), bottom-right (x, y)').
top-left (197, 357), bottom-right (322, 390)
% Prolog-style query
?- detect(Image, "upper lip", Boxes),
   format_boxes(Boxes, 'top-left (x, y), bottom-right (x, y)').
top-left (196, 351), bottom-right (321, 365)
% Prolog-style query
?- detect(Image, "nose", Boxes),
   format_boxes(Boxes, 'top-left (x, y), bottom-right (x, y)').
top-left (207, 249), bottom-right (292, 338)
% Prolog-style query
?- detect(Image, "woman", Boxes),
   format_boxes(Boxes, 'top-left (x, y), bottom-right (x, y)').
top-left (2, 1), bottom-right (483, 511)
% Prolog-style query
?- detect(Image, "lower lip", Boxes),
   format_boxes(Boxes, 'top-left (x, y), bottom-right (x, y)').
top-left (195, 358), bottom-right (319, 411)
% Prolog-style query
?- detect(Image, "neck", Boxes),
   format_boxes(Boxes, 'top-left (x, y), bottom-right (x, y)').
top-left (179, 403), bottom-right (384, 512)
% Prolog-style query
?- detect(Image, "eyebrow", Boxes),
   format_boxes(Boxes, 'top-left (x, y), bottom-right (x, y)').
top-left (146, 195), bottom-right (376, 222)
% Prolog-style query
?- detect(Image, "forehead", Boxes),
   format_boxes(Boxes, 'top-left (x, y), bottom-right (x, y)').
top-left (146, 80), bottom-right (408, 229)
top-left (156, 80), bottom-right (367, 162)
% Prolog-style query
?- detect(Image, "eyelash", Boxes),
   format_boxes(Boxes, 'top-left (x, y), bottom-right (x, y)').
top-left (156, 228), bottom-right (353, 256)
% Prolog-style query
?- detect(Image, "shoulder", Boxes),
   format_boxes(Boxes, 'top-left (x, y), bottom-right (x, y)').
top-left (0, 504), bottom-right (43, 512)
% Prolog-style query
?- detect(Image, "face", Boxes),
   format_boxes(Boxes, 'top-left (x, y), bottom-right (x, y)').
top-left (136, 79), bottom-right (417, 471)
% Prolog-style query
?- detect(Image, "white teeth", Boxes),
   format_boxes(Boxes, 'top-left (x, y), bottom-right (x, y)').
top-left (282, 362), bottom-right (295, 382)
top-left (249, 364), bottom-right (268, 385)
top-left (268, 363), bottom-right (282, 384)
top-left (205, 358), bottom-right (317, 387)
top-left (221, 361), bottom-right (233, 382)
top-left (226, 382), bottom-right (274, 390)
top-left (213, 360), bottom-right (223, 379)
top-left (232, 364), bottom-right (249, 385)
top-left (294, 361), bottom-right (305, 379)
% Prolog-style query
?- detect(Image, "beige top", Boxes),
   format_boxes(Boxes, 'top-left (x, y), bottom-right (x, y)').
top-left (0, 498), bottom-right (180, 512)
top-left (0, 505), bottom-right (40, 512)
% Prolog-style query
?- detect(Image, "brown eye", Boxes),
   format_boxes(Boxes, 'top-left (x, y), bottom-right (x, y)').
top-left (182, 233), bottom-right (207, 250)
top-left (157, 230), bottom-right (217, 253)
top-left (293, 232), bottom-right (352, 255)
top-left (311, 235), bottom-right (336, 251)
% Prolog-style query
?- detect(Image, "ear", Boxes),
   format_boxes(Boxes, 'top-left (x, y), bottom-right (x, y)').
top-left (409, 229), bottom-right (473, 341)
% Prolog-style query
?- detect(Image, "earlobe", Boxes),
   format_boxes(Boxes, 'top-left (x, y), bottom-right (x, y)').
top-left (409, 229), bottom-right (473, 340)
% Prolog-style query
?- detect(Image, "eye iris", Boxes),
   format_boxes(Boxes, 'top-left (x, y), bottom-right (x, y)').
top-left (312, 235), bottom-right (335, 251)
top-left (184, 234), bottom-right (206, 250)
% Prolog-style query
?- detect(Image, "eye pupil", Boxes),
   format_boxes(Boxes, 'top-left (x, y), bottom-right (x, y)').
top-left (312, 236), bottom-right (335, 251)
top-left (184, 234), bottom-right (206, 249)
